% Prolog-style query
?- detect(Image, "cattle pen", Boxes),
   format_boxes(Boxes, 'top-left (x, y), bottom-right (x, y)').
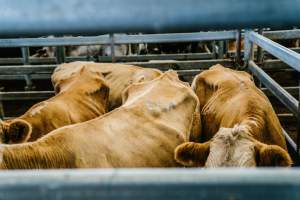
top-left (0, 0), bottom-right (300, 199)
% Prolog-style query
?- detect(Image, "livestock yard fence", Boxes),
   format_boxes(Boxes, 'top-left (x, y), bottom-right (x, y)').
top-left (1, 0), bottom-right (300, 199)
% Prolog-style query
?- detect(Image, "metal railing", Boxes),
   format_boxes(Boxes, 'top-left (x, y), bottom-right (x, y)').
top-left (0, 31), bottom-right (239, 119)
top-left (0, 31), bottom-right (238, 65)
top-left (244, 30), bottom-right (300, 157)
top-left (0, 0), bottom-right (299, 36)
top-left (0, 168), bottom-right (300, 200)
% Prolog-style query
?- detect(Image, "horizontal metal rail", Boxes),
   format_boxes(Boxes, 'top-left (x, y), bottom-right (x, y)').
top-left (262, 59), bottom-right (300, 70)
top-left (248, 31), bottom-right (300, 72)
top-left (0, 0), bottom-right (300, 36)
top-left (0, 53), bottom-right (214, 65)
top-left (0, 91), bottom-right (54, 100)
top-left (0, 31), bottom-right (237, 47)
top-left (248, 60), bottom-right (298, 116)
top-left (0, 59), bottom-right (234, 75)
top-left (0, 168), bottom-right (300, 200)
top-left (262, 86), bottom-right (299, 96)
top-left (0, 35), bottom-right (110, 47)
top-left (263, 29), bottom-right (300, 40)
top-left (0, 74), bottom-right (51, 80)
top-left (113, 31), bottom-right (237, 44)
top-left (1, 86), bottom-right (298, 101)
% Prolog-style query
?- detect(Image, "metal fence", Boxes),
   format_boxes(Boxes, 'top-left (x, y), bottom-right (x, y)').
top-left (0, 31), bottom-right (238, 119)
top-left (0, 1), bottom-right (300, 199)
top-left (0, 0), bottom-right (300, 36)
top-left (244, 30), bottom-right (300, 158)
top-left (0, 168), bottom-right (300, 200)
top-left (10, 31), bottom-right (238, 64)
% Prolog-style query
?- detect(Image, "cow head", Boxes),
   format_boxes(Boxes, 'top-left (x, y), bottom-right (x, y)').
top-left (32, 47), bottom-right (56, 58)
top-left (132, 69), bottom-right (162, 84)
top-left (175, 125), bottom-right (292, 167)
top-left (52, 62), bottom-right (109, 94)
top-left (122, 70), bottom-right (180, 104)
top-left (0, 119), bottom-right (32, 144)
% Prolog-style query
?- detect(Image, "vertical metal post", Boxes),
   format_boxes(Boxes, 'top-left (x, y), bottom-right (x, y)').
top-left (217, 40), bottom-right (224, 59)
top-left (24, 74), bottom-right (35, 91)
top-left (21, 47), bottom-right (29, 65)
top-left (224, 40), bottom-right (229, 58)
top-left (256, 29), bottom-right (264, 64)
top-left (109, 33), bottom-right (116, 63)
top-left (128, 43), bottom-right (132, 55)
top-left (21, 47), bottom-right (35, 91)
top-left (235, 30), bottom-right (242, 66)
top-left (55, 46), bottom-right (65, 64)
top-left (212, 41), bottom-right (217, 59)
top-left (243, 29), bottom-right (254, 69)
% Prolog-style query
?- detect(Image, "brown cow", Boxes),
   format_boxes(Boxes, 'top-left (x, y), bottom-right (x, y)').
top-left (175, 64), bottom-right (292, 167)
top-left (0, 71), bottom-right (200, 169)
top-left (0, 63), bottom-right (109, 144)
top-left (52, 61), bottom-right (162, 110)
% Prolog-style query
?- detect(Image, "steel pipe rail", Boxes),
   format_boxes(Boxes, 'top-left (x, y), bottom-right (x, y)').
top-left (263, 29), bottom-right (300, 40)
top-left (0, 0), bottom-right (300, 36)
top-left (248, 61), bottom-right (298, 116)
top-left (0, 53), bottom-right (214, 65)
top-left (0, 91), bottom-right (54, 101)
top-left (114, 31), bottom-right (237, 44)
top-left (283, 128), bottom-right (297, 153)
top-left (2, 85), bottom-right (299, 102)
top-left (0, 31), bottom-right (237, 47)
top-left (0, 60), bottom-right (234, 75)
top-left (0, 168), bottom-right (300, 200)
top-left (248, 31), bottom-right (300, 72)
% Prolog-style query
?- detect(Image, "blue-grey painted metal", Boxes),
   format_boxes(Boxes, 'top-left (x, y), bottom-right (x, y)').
top-left (0, 35), bottom-right (111, 47)
top-left (283, 128), bottom-right (297, 152)
top-left (0, 53), bottom-right (214, 65)
top-left (0, 168), bottom-right (300, 200)
top-left (0, 0), bottom-right (299, 36)
top-left (245, 31), bottom-right (300, 155)
top-left (248, 60), bottom-right (298, 116)
top-left (264, 29), bottom-right (300, 40)
top-left (0, 31), bottom-right (237, 47)
top-left (21, 47), bottom-right (29, 64)
top-left (248, 62), bottom-right (298, 152)
top-left (248, 31), bottom-right (300, 72)
top-left (243, 30), bottom-right (254, 66)
top-left (114, 31), bottom-right (237, 44)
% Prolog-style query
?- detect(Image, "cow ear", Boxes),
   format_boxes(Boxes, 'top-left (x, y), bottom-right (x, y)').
top-left (255, 143), bottom-right (292, 167)
top-left (174, 141), bottom-right (210, 167)
top-left (7, 119), bottom-right (32, 144)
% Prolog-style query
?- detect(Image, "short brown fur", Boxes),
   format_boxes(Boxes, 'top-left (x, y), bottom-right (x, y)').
top-left (0, 71), bottom-right (201, 169)
top-left (175, 64), bottom-right (291, 167)
top-left (0, 62), bottom-right (110, 144)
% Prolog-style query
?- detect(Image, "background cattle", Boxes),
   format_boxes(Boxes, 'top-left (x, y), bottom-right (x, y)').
top-left (0, 71), bottom-right (201, 169)
top-left (0, 62), bottom-right (110, 144)
top-left (31, 45), bottom-right (129, 58)
top-left (175, 64), bottom-right (292, 167)
top-left (54, 62), bottom-right (162, 110)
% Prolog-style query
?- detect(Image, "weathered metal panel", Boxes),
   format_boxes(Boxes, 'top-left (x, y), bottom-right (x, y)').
top-left (0, 169), bottom-right (299, 200)
top-left (0, 0), bottom-right (299, 36)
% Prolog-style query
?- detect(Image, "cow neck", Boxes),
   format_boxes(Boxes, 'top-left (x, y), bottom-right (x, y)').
top-left (122, 78), bottom-right (196, 141)
top-left (0, 139), bottom-right (75, 169)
